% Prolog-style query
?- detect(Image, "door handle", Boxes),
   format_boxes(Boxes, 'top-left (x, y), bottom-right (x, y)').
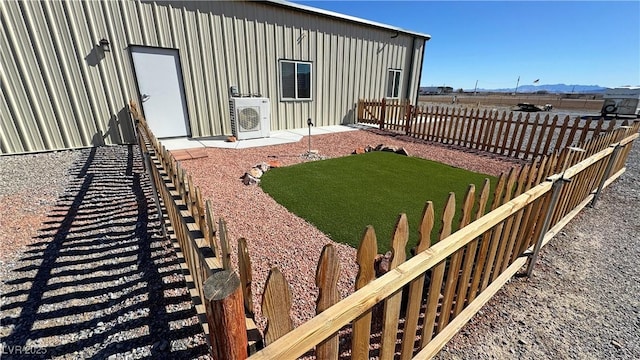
top-left (141, 94), bottom-right (150, 103)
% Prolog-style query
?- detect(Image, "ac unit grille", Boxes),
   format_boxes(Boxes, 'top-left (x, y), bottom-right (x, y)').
top-left (238, 107), bottom-right (261, 131)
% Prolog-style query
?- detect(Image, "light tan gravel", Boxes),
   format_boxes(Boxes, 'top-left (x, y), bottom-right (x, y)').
top-left (434, 141), bottom-right (640, 359)
top-left (181, 128), bottom-right (521, 331)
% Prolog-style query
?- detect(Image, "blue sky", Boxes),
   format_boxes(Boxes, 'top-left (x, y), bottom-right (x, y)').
top-left (293, 1), bottom-right (640, 90)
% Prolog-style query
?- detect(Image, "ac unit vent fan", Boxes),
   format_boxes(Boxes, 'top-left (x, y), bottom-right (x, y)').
top-left (238, 107), bottom-right (261, 131)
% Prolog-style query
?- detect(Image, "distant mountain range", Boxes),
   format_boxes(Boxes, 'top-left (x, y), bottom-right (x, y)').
top-left (473, 84), bottom-right (608, 94)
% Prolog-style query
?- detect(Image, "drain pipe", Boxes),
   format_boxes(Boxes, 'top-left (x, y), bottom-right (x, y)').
top-left (408, 36), bottom-right (429, 106)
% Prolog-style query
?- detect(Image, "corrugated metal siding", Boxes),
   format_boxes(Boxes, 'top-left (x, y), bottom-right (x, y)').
top-left (1, 0), bottom-right (426, 154)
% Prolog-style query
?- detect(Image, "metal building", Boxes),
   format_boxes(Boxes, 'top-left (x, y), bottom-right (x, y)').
top-left (1, 0), bottom-right (430, 154)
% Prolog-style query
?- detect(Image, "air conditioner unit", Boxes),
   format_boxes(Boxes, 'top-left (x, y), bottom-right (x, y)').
top-left (229, 97), bottom-right (270, 140)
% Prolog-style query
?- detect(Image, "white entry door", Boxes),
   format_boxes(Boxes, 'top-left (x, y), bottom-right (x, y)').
top-left (131, 47), bottom-right (190, 138)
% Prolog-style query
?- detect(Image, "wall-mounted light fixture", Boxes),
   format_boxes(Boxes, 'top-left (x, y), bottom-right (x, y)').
top-left (98, 38), bottom-right (110, 52)
top-left (297, 33), bottom-right (306, 44)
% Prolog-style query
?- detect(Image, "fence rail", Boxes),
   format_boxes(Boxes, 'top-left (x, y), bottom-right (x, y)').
top-left (132, 98), bottom-right (638, 359)
top-left (130, 102), bottom-right (261, 358)
top-left (357, 99), bottom-right (625, 160)
top-left (247, 121), bottom-right (639, 360)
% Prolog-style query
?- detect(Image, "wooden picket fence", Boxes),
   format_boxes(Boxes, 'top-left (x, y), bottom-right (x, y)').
top-left (245, 121), bottom-right (639, 359)
top-left (131, 98), bottom-right (638, 359)
top-left (356, 99), bottom-right (624, 160)
top-left (129, 102), bottom-right (261, 358)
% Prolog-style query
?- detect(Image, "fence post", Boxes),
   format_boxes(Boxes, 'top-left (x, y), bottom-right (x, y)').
top-left (405, 103), bottom-right (413, 135)
top-left (590, 143), bottom-right (622, 208)
top-left (204, 270), bottom-right (249, 360)
top-left (380, 98), bottom-right (386, 130)
top-left (525, 176), bottom-right (568, 277)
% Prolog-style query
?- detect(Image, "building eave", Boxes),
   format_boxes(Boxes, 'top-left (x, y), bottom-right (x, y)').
top-left (264, 0), bottom-right (432, 40)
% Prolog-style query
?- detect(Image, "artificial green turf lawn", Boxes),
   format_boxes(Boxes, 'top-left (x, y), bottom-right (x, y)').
top-left (260, 152), bottom-right (497, 255)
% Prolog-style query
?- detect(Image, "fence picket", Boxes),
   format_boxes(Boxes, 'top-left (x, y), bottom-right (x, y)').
top-left (195, 187), bottom-right (206, 233)
top-left (425, 106), bottom-right (435, 141)
top-left (439, 107), bottom-right (448, 143)
top-left (461, 108), bottom-right (473, 147)
top-left (432, 106), bottom-right (441, 142)
top-left (513, 113), bottom-right (528, 158)
top-left (455, 108), bottom-right (467, 146)
top-left (488, 168), bottom-right (519, 283)
top-left (511, 159), bottom-right (543, 262)
top-left (532, 114), bottom-right (550, 157)
top-left (351, 226), bottom-right (378, 359)
top-left (578, 118), bottom-right (593, 144)
top-left (400, 202), bottom-right (435, 360)
top-left (445, 107), bottom-right (455, 144)
top-left (553, 116), bottom-right (570, 153)
top-left (438, 185), bottom-right (476, 327)
top-left (437, 106), bottom-right (445, 142)
top-left (605, 119), bottom-right (616, 133)
top-left (479, 168), bottom-right (513, 291)
top-left (188, 175), bottom-right (198, 222)
top-left (523, 114), bottom-right (540, 159)
top-left (492, 111), bottom-right (507, 153)
top-left (380, 214), bottom-right (409, 360)
top-left (473, 109), bottom-right (486, 150)
top-left (418, 105), bottom-right (429, 140)
top-left (380, 98), bottom-right (387, 129)
top-left (467, 174), bottom-right (496, 303)
top-left (542, 115), bottom-right (559, 156)
top-left (420, 193), bottom-right (456, 346)
top-left (205, 200), bottom-right (220, 256)
top-left (498, 164), bottom-right (530, 273)
top-left (218, 218), bottom-right (231, 270)
top-left (238, 238), bottom-right (254, 317)
top-left (499, 112), bottom-right (514, 155)
top-left (315, 244), bottom-right (341, 360)
top-left (564, 116), bottom-right (580, 147)
top-left (484, 110), bottom-right (499, 152)
top-left (593, 118), bottom-right (604, 137)
top-left (449, 108), bottom-right (460, 145)
top-left (470, 108), bottom-right (482, 148)
top-left (405, 103), bottom-right (413, 135)
top-left (454, 179), bottom-right (491, 316)
top-left (262, 267), bottom-right (293, 345)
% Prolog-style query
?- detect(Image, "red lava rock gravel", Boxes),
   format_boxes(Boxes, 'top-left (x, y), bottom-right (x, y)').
top-left (181, 128), bottom-right (520, 331)
top-left (3, 126), bottom-right (633, 359)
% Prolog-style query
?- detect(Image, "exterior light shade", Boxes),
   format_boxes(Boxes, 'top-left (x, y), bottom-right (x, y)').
top-left (98, 38), bottom-right (110, 52)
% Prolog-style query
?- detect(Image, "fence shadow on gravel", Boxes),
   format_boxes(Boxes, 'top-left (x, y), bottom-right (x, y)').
top-left (0, 145), bottom-right (209, 359)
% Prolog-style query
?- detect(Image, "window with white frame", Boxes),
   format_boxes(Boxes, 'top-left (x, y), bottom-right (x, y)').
top-left (280, 60), bottom-right (312, 101)
top-left (386, 69), bottom-right (402, 98)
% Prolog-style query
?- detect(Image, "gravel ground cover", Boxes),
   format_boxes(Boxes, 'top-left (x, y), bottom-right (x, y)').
top-left (3, 125), bottom-right (635, 359)
top-left (1, 146), bottom-right (209, 359)
top-left (435, 141), bottom-right (640, 359)
top-left (182, 128), bottom-right (521, 331)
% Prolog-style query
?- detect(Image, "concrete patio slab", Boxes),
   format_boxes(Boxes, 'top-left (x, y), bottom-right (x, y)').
top-left (161, 124), bottom-right (361, 151)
